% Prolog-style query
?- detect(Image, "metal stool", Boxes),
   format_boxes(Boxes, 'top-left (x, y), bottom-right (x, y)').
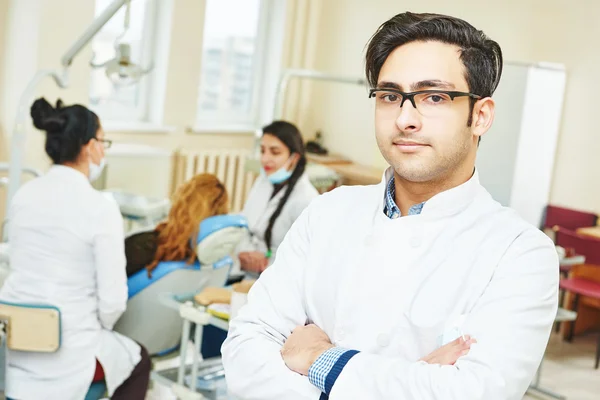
top-left (527, 307), bottom-right (578, 400)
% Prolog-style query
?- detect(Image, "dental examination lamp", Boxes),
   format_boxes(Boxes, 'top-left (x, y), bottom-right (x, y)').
top-left (249, 68), bottom-right (367, 159)
top-left (4, 0), bottom-right (149, 241)
top-left (89, 0), bottom-right (153, 87)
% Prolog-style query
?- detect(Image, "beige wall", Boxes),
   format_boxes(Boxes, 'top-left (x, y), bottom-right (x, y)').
top-left (0, 0), bottom-right (10, 225)
top-left (0, 1), bottom-right (9, 158)
top-left (301, 0), bottom-right (600, 213)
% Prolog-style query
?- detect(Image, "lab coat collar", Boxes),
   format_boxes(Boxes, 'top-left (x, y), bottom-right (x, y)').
top-left (48, 164), bottom-right (91, 186)
top-left (380, 167), bottom-right (481, 218)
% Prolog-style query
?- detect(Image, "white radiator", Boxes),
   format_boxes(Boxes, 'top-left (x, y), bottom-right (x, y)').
top-left (172, 149), bottom-right (257, 213)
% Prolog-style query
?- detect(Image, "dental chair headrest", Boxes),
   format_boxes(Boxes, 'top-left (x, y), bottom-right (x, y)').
top-left (196, 214), bottom-right (248, 265)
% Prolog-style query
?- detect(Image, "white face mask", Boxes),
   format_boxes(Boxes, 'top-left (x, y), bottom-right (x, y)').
top-left (88, 158), bottom-right (106, 182)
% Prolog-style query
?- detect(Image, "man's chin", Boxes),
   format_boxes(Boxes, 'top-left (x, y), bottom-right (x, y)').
top-left (392, 164), bottom-right (440, 183)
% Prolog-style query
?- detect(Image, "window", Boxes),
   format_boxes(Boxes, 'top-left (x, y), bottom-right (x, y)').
top-left (195, 0), bottom-right (284, 129)
top-left (89, 0), bottom-right (159, 123)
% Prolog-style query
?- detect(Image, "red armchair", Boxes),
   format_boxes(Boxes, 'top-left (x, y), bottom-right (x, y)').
top-left (555, 227), bottom-right (600, 368)
top-left (543, 204), bottom-right (597, 231)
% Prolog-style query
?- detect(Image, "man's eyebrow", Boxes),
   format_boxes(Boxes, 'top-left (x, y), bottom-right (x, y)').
top-left (375, 80), bottom-right (457, 92)
top-left (411, 80), bottom-right (456, 91)
top-left (376, 81), bottom-right (402, 90)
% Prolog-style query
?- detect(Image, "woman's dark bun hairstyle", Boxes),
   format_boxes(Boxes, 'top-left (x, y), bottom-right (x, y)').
top-left (30, 97), bottom-right (100, 164)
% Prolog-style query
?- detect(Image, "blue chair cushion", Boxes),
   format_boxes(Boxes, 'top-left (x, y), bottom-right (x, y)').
top-left (85, 381), bottom-right (107, 400)
top-left (197, 214), bottom-right (248, 244)
top-left (127, 256), bottom-right (234, 299)
top-left (127, 260), bottom-right (200, 299)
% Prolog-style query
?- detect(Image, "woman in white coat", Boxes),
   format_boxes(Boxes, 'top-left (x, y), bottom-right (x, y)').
top-left (0, 98), bottom-right (151, 400)
top-left (202, 121), bottom-right (319, 359)
top-left (237, 121), bottom-right (319, 275)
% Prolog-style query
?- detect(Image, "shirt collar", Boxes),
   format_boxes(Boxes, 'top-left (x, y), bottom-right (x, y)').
top-left (384, 176), bottom-right (424, 219)
top-left (380, 167), bottom-right (480, 218)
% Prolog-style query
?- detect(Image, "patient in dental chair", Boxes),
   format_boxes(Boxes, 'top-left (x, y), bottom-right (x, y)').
top-left (124, 173), bottom-right (229, 277)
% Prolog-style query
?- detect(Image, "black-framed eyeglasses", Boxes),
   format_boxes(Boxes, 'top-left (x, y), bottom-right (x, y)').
top-left (368, 89), bottom-right (481, 117)
top-left (96, 138), bottom-right (112, 149)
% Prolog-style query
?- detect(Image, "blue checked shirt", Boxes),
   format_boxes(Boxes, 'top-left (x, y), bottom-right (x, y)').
top-left (307, 176), bottom-right (424, 397)
top-left (384, 175), bottom-right (424, 218)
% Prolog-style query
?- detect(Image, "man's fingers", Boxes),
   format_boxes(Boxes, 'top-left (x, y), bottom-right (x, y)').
top-left (450, 335), bottom-right (475, 349)
top-left (422, 335), bottom-right (476, 365)
top-left (448, 335), bottom-right (470, 347)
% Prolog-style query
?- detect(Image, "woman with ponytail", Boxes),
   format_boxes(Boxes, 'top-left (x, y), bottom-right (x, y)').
top-left (237, 120), bottom-right (319, 275)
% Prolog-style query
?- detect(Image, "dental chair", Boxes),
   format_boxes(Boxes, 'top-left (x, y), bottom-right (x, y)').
top-left (114, 214), bottom-right (248, 356)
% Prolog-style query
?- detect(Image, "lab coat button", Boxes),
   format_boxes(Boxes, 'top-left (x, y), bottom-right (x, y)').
top-left (377, 333), bottom-right (391, 347)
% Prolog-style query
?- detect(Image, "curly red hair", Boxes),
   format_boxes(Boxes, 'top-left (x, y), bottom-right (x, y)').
top-left (146, 173), bottom-right (229, 275)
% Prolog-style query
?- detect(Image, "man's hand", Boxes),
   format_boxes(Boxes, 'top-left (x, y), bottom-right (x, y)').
top-left (281, 324), bottom-right (335, 376)
top-left (239, 251), bottom-right (269, 273)
top-left (420, 335), bottom-right (477, 365)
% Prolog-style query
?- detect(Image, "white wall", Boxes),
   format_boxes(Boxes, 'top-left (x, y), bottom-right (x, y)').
top-left (301, 0), bottom-right (600, 213)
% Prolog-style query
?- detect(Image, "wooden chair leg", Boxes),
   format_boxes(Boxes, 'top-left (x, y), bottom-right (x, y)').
top-left (567, 294), bottom-right (579, 343)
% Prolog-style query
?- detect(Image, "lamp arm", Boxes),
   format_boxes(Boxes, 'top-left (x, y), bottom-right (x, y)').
top-left (4, 69), bottom-right (68, 241)
top-left (272, 68), bottom-right (367, 119)
top-left (90, 58), bottom-right (112, 69)
top-left (61, 0), bottom-right (130, 67)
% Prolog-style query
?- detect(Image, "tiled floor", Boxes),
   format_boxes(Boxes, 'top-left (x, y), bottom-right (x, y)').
top-left (147, 334), bottom-right (600, 400)
top-left (524, 332), bottom-right (600, 400)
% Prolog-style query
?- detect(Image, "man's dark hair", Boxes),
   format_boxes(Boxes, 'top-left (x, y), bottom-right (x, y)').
top-left (365, 12), bottom-right (503, 126)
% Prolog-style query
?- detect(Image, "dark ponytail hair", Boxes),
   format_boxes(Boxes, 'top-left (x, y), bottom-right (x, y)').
top-left (30, 97), bottom-right (100, 164)
top-left (262, 120), bottom-right (307, 252)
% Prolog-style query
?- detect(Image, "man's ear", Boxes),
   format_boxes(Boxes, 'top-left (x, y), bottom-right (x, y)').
top-left (471, 97), bottom-right (495, 141)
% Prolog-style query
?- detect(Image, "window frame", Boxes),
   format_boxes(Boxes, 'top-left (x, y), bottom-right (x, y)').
top-left (193, 0), bottom-right (285, 132)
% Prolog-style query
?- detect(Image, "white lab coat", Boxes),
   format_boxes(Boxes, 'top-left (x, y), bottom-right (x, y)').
top-left (0, 165), bottom-right (141, 400)
top-left (236, 172), bottom-right (319, 267)
top-left (222, 168), bottom-right (559, 400)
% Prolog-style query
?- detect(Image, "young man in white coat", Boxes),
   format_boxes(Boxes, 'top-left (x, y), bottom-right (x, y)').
top-left (222, 12), bottom-right (559, 400)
